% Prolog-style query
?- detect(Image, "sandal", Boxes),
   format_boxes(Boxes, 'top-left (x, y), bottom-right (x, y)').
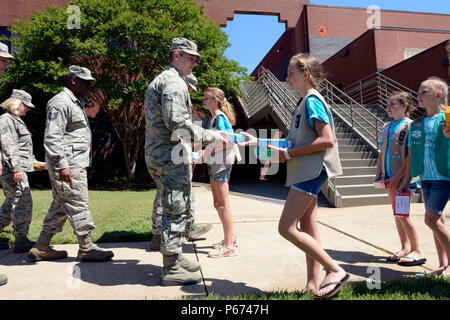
top-left (397, 254), bottom-right (427, 266)
top-left (386, 252), bottom-right (406, 262)
top-left (212, 238), bottom-right (239, 249)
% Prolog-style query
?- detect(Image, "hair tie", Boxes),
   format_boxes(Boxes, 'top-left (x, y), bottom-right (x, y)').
top-left (223, 98), bottom-right (227, 103)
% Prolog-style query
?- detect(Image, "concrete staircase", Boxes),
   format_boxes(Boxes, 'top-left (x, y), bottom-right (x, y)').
top-left (236, 67), bottom-right (421, 207)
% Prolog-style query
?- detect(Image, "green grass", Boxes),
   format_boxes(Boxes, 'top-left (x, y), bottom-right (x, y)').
top-left (192, 276), bottom-right (450, 300)
top-left (0, 189), bottom-right (156, 245)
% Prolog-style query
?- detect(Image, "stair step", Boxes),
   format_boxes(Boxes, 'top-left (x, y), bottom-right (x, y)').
top-left (338, 145), bottom-right (371, 152)
top-left (338, 138), bottom-right (365, 146)
top-left (340, 194), bottom-right (390, 206)
top-left (342, 167), bottom-right (377, 175)
top-left (339, 151), bottom-right (377, 159)
top-left (334, 175), bottom-right (376, 185)
top-left (337, 184), bottom-right (386, 196)
top-left (339, 193), bottom-right (421, 207)
top-left (341, 159), bottom-right (378, 167)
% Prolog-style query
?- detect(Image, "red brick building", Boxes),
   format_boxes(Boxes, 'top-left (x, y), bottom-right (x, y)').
top-left (253, 5), bottom-right (450, 86)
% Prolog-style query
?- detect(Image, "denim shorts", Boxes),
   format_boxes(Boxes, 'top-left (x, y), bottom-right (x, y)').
top-left (210, 166), bottom-right (232, 183)
top-left (421, 180), bottom-right (450, 215)
top-left (291, 170), bottom-right (328, 197)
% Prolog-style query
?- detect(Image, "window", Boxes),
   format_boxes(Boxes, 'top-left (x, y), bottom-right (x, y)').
top-left (404, 48), bottom-right (423, 60)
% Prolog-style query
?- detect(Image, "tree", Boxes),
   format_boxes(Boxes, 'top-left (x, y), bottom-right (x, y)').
top-left (0, 0), bottom-right (249, 181)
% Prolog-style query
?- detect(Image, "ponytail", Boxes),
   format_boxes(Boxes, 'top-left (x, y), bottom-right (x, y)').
top-left (205, 87), bottom-right (236, 126)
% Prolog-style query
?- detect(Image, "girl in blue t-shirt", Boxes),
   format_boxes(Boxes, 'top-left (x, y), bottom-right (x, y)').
top-left (202, 87), bottom-right (239, 258)
top-left (240, 54), bottom-right (348, 299)
top-left (375, 92), bottom-right (424, 265)
top-left (403, 77), bottom-right (450, 276)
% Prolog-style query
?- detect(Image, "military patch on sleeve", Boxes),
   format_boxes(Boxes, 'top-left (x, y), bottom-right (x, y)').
top-left (0, 126), bottom-right (7, 134)
top-left (48, 111), bottom-right (59, 121)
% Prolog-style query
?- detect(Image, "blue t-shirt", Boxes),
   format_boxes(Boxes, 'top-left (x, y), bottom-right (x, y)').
top-left (305, 95), bottom-right (330, 129)
top-left (380, 118), bottom-right (419, 188)
top-left (380, 118), bottom-right (407, 178)
top-left (305, 95), bottom-right (330, 172)
top-left (210, 114), bottom-right (233, 133)
top-left (408, 115), bottom-right (450, 182)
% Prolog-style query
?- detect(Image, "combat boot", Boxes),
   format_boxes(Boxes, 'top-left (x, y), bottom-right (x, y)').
top-left (187, 223), bottom-right (213, 241)
top-left (160, 254), bottom-right (202, 286)
top-left (0, 274), bottom-right (7, 286)
top-left (28, 232), bottom-right (68, 262)
top-left (14, 236), bottom-right (35, 253)
top-left (178, 253), bottom-right (201, 272)
top-left (149, 233), bottom-right (160, 251)
top-left (77, 235), bottom-right (114, 262)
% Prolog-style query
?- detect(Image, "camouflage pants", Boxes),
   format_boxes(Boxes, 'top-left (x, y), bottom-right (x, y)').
top-left (151, 180), bottom-right (195, 237)
top-left (41, 166), bottom-right (95, 237)
top-left (147, 161), bottom-right (193, 256)
top-left (0, 171), bottom-right (32, 237)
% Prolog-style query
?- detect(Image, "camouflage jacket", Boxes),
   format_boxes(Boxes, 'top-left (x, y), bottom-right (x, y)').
top-left (44, 87), bottom-right (92, 170)
top-left (144, 66), bottom-right (214, 166)
top-left (0, 112), bottom-right (35, 173)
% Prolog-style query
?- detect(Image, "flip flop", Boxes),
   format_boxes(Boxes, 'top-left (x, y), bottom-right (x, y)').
top-left (315, 273), bottom-right (350, 300)
top-left (386, 252), bottom-right (406, 262)
top-left (397, 254), bottom-right (427, 266)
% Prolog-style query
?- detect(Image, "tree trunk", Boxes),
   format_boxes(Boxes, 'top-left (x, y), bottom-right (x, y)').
top-left (121, 140), bottom-right (135, 182)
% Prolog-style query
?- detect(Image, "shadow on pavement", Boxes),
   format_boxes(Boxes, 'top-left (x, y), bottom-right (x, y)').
top-left (204, 278), bottom-right (264, 298)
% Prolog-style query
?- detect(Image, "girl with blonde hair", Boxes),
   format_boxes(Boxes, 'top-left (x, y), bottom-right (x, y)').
top-left (202, 87), bottom-right (240, 258)
top-left (241, 53), bottom-right (348, 299)
top-left (402, 77), bottom-right (450, 276)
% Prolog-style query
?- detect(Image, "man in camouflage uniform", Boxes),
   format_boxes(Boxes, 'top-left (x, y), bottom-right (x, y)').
top-left (28, 65), bottom-right (114, 263)
top-left (149, 73), bottom-right (212, 251)
top-left (0, 89), bottom-right (40, 254)
top-left (145, 38), bottom-right (223, 286)
top-left (0, 42), bottom-right (15, 286)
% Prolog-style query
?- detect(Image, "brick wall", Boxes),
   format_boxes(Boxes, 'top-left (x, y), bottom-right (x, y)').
top-left (374, 29), bottom-right (450, 70)
top-left (193, 0), bottom-right (308, 28)
top-left (321, 30), bottom-right (378, 88)
top-left (381, 41), bottom-right (449, 92)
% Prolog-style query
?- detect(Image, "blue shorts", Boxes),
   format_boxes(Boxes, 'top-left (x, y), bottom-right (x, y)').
top-left (421, 180), bottom-right (450, 215)
top-left (210, 166), bottom-right (232, 183)
top-left (291, 170), bottom-right (328, 197)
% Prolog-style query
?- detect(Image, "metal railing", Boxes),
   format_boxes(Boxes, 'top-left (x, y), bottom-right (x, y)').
top-left (238, 67), bottom-right (395, 207)
top-left (257, 67), bottom-right (298, 134)
top-left (343, 72), bottom-right (419, 119)
top-left (317, 78), bottom-right (384, 151)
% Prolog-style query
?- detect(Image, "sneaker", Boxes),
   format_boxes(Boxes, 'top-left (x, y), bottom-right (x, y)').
top-left (207, 246), bottom-right (237, 258)
top-left (212, 238), bottom-right (239, 249)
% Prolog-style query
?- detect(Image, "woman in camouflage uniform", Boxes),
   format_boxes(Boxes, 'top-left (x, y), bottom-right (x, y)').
top-left (0, 89), bottom-right (43, 253)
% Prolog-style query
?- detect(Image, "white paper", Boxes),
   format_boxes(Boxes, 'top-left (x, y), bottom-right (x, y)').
top-left (395, 194), bottom-right (410, 215)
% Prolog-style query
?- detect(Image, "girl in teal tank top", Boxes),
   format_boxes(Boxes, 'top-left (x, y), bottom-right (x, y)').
top-left (405, 77), bottom-right (450, 276)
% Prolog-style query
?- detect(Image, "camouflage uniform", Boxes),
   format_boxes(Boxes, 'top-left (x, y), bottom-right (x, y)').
top-left (41, 87), bottom-right (95, 237)
top-left (145, 66), bottom-right (214, 256)
top-left (0, 111), bottom-right (35, 238)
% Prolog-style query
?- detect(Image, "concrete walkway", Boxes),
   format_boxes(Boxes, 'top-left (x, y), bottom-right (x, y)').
top-left (0, 182), bottom-right (448, 300)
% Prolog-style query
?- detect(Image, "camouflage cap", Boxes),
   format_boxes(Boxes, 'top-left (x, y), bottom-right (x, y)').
top-left (171, 37), bottom-right (202, 59)
top-left (184, 74), bottom-right (198, 92)
top-left (0, 42), bottom-right (14, 59)
top-left (68, 65), bottom-right (96, 81)
top-left (10, 89), bottom-right (35, 108)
